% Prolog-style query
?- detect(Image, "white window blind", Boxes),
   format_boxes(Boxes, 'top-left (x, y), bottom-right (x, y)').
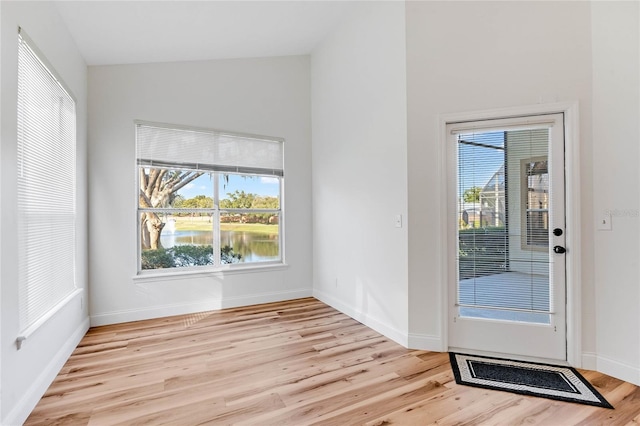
top-left (17, 30), bottom-right (77, 334)
top-left (136, 123), bottom-right (284, 177)
top-left (453, 121), bottom-right (555, 323)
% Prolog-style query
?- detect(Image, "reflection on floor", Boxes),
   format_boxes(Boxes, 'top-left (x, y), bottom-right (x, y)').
top-left (458, 271), bottom-right (550, 324)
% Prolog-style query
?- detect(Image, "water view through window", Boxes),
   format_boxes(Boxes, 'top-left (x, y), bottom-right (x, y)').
top-left (159, 216), bottom-right (280, 263)
top-left (139, 172), bottom-right (281, 270)
top-left (136, 123), bottom-right (284, 271)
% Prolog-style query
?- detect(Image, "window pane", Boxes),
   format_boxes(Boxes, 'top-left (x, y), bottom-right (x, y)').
top-left (219, 174), bottom-right (280, 209)
top-left (526, 210), bottom-right (549, 246)
top-left (525, 160), bottom-right (549, 247)
top-left (140, 212), bottom-right (214, 269)
top-left (139, 168), bottom-right (213, 208)
top-left (220, 212), bottom-right (280, 264)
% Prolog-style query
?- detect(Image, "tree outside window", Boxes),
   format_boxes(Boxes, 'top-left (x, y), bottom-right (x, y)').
top-left (136, 123), bottom-right (283, 272)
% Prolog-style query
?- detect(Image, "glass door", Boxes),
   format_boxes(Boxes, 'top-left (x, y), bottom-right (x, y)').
top-left (448, 113), bottom-right (566, 361)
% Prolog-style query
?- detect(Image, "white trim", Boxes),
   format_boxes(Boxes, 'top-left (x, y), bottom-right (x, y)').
top-left (90, 288), bottom-right (311, 327)
top-left (563, 102), bottom-right (582, 367)
top-left (408, 333), bottom-right (443, 351)
top-left (4, 317), bottom-right (90, 426)
top-left (449, 346), bottom-right (570, 367)
top-left (313, 289), bottom-right (409, 348)
top-left (449, 118), bottom-right (558, 135)
top-left (597, 354), bottom-right (640, 386)
top-left (0, 16), bottom-right (3, 423)
top-left (16, 288), bottom-right (83, 349)
top-left (439, 102), bottom-right (578, 126)
top-left (439, 113), bottom-right (450, 353)
top-left (133, 262), bottom-right (289, 283)
top-left (439, 101), bottom-right (581, 366)
top-left (582, 352), bottom-right (598, 371)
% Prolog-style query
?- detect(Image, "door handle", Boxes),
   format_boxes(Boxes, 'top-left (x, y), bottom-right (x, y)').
top-left (553, 245), bottom-right (566, 254)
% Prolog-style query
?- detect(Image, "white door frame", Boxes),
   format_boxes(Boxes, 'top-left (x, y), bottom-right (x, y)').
top-left (438, 101), bottom-right (582, 367)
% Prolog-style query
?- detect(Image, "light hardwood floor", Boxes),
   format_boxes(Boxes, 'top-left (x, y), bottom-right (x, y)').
top-left (26, 298), bottom-right (640, 425)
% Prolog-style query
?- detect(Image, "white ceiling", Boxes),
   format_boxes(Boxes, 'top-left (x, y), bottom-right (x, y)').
top-left (54, 1), bottom-right (361, 66)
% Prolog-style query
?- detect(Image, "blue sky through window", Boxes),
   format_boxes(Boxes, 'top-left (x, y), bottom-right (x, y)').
top-left (458, 131), bottom-right (505, 198)
top-left (178, 173), bottom-right (279, 200)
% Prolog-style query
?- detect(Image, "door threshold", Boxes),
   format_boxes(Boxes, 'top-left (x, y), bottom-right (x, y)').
top-left (448, 347), bottom-right (570, 366)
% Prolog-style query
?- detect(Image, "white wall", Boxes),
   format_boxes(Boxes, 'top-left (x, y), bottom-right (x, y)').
top-left (591, 1), bottom-right (640, 385)
top-left (405, 1), bottom-right (595, 353)
top-left (88, 56), bottom-right (312, 325)
top-left (0, 2), bottom-right (89, 424)
top-left (406, 0), bottom-right (640, 386)
top-left (1, 9), bottom-right (636, 426)
top-left (311, 2), bottom-right (409, 345)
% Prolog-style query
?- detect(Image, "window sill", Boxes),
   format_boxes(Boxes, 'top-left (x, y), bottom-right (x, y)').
top-left (132, 262), bottom-right (289, 283)
top-left (16, 288), bottom-right (84, 349)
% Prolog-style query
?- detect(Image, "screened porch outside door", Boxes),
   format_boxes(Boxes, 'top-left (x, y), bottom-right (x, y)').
top-left (448, 114), bottom-right (566, 361)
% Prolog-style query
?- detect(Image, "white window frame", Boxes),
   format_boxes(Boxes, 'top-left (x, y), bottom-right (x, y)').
top-left (135, 121), bottom-right (285, 275)
top-left (521, 156), bottom-right (550, 251)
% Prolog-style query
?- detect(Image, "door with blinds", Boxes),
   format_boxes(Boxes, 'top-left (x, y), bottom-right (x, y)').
top-left (447, 113), bottom-right (566, 361)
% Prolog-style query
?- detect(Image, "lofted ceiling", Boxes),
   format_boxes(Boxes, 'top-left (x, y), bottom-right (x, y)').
top-left (53, 1), bottom-right (361, 66)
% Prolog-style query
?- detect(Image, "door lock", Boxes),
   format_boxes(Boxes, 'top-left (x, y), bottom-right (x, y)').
top-left (553, 245), bottom-right (566, 254)
top-left (553, 228), bottom-right (563, 236)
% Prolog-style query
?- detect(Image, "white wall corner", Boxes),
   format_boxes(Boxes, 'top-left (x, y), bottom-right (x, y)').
top-left (313, 290), bottom-right (409, 348)
top-left (91, 288), bottom-right (312, 327)
top-left (3, 317), bottom-right (90, 426)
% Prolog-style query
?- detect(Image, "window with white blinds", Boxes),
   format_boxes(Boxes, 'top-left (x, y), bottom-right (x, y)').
top-left (453, 121), bottom-right (556, 324)
top-left (17, 30), bottom-right (77, 334)
top-left (137, 124), bottom-right (284, 177)
top-left (136, 122), bottom-right (284, 272)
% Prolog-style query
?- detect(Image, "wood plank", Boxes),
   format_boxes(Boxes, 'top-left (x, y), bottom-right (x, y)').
top-left (576, 382), bottom-right (640, 425)
top-left (24, 298), bottom-right (640, 425)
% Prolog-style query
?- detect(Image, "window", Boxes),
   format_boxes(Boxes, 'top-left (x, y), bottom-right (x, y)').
top-left (136, 122), bottom-right (284, 272)
top-left (522, 157), bottom-right (549, 248)
top-left (17, 29), bottom-right (77, 334)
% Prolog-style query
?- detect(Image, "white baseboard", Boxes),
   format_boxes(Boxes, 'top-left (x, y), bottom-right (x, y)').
top-left (90, 289), bottom-right (312, 326)
top-left (218, 289), bottom-right (312, 310)
top-left (313, 289), bottom-right (409, 347)
top-left (4, 317), bottom-right (90, 426)
top-left (408, 333), bottom-right (444, 352)
top-left (596, 354), bottom-right (640, 386)
top-left (581, 352), bottom-right (598, 370)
